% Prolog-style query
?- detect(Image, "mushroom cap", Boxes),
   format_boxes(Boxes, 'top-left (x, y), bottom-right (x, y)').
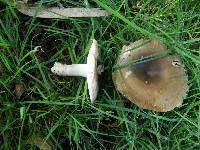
top-left (87, 39), bottom-right (99, 103)
top-left (27, 136), bottom-right (52, 150)
top-left (16, 1), bottom-right (110, 18)
top-left (112, 39), bottom-right (189, 112)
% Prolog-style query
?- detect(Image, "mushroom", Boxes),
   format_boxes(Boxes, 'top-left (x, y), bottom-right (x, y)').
top-left (16, 1), bottom-right (110, 18)
top-left (112, 39), bottom-right (189, 112)
top-left (27, 136), bottom-right (52, 150)
top-left (51, 39), bottom-right (99, 103)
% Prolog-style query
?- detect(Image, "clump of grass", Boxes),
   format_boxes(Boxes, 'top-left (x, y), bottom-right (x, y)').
top-left (0, 0), bottom-right (200, 149)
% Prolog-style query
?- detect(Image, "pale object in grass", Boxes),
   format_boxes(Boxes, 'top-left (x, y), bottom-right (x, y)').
top-left (16, 1), bottom-right (110, 18)
top-left (51, 39), bottom-right (100, 103)
top-left (112, 39), bottom-right (189, 112)
top-left (27, 136), bottom-right (52, 150)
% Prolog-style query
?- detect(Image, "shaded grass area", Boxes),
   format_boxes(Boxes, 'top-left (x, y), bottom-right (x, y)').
top-left (0, 0), bottom-right (200, 149)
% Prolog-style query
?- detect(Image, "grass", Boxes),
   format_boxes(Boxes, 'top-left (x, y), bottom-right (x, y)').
top-left (0, 0), bottom-right (200, 149)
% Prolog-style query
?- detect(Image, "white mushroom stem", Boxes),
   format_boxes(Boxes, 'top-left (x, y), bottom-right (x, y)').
top-left (51, 63), bottom-right (88, 77)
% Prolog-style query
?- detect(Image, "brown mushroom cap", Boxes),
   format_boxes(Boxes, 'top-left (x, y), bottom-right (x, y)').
top-left (112, 39), bottom-right (189, 112)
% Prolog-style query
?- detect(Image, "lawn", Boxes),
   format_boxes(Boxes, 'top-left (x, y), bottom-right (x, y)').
top-left (0, 0), bottom-right (200, 149)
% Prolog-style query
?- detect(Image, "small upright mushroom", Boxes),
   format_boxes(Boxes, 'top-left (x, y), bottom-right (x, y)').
top-left (112, 39), bottom-right (189, 112)
top-left (51, 39), bottom-right (99, 103)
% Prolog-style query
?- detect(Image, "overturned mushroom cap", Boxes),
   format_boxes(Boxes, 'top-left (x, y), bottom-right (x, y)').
top-left (16, 1), bottom-right (110, 18)
top-left (112, 39), bottom-right (189, 112)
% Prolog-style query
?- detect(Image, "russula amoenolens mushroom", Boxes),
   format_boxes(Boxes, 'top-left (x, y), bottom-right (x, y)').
top-left (112, 39), bottom-right (189, 112)
top-left (51, 39), bottom-right (99, 103)
top-left (16, 1), bottom-right (110, 18)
